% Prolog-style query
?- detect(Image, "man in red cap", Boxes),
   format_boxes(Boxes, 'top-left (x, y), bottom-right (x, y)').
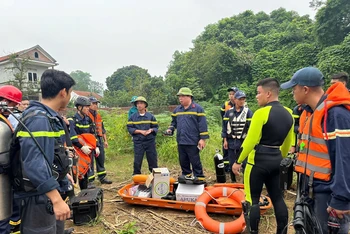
top-left (0, 85), bottom-right (22, 234)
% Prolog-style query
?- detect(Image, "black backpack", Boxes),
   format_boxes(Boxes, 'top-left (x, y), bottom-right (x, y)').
top-left (10, 110), bottom-right (71, 192)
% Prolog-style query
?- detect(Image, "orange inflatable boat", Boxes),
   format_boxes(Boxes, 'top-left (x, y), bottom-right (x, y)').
top-left (118, 182), bottom-right (272, 216)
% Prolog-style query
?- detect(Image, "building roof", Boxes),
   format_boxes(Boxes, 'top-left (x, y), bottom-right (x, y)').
top-left (0, 45), bottom-right (58, 65)
top-left (73, 90), bottom-right (103, 100)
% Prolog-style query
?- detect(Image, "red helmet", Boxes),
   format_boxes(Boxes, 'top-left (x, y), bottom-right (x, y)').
top-left (0, 85), bottom-right (22, 104)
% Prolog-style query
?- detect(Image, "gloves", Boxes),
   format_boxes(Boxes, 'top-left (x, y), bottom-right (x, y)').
top-left (95, 147), bottom-right (100, 157)
top-left (81, 145), bottom-right (92, 155)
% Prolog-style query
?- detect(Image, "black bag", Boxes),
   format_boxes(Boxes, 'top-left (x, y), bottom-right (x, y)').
top-left (70, 188), bottom-right (103, 225)
top-left (279, 156), bottom-right (294, 190)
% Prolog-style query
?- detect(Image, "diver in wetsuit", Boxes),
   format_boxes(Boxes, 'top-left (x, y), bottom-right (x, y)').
top-left (232, 78), bottom-right (294, 234)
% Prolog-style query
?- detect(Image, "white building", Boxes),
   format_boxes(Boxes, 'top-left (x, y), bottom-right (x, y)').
top-left (0, 45), bottom-right (58, 87)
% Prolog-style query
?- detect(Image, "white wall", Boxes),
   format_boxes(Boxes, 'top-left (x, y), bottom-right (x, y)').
top-left (0, 62), bottom-right (49, 84)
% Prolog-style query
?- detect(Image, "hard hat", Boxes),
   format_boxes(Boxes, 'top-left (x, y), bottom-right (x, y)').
top-left (74, 96), bottom-right (91, 107)
top-left (227, 87), bottom-right (239, 92)
top-left (130, 96), bottom-right (138, 103)
top-left (177, 87), bottom-right (193, 96)
top-left (134, 96), bottom-right (148, 107)
top-left (0, 85), bottom-right (22, 104)
top-left (88, 96), bottom-right (100, 103)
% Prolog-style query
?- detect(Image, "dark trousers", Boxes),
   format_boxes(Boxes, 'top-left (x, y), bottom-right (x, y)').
top-left (313, 192), bottom-right (350, 234)
top-left (88, 137), bottom-right (107, 181)
top-left (0, 192), bottom-right (21, 234)
top-left (18, 195), bottom-right (64, 234)
top-left (227, 148), bottom-right (240, 182)
top-left (222, 139), bottom-right (230, 172)
top-left (133, 139), bottom-right (158, 175)
top-left (244, 154), bottom-right (288, 234)
top-left (0, 218), bottom-right (10, 234)
top-left (178, 145), bottom-right (204, 177)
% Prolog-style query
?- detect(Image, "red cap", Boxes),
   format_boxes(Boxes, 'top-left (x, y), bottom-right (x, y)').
top-left (0, 85), bottom-right (23, 104)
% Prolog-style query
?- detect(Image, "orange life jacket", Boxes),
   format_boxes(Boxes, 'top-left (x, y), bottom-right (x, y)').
top-left (224, 101), bottom-right (233, 112)
top-left (88, 111), bottom-right (103, 137)
top-left (295, 83), bottom-right (350, 181)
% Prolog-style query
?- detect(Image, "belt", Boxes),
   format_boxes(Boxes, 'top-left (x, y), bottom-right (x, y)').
top-left (259, 144), bottom-right (280, 149)
top-left (254, 144), bottom-right (281, 152)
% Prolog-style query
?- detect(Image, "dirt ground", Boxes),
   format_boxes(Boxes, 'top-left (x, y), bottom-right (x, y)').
top-left (66, 172), bottom-right (297, 234)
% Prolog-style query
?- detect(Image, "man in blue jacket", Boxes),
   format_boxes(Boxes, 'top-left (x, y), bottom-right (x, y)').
top-left (281, 67), bottom-right (350, 233)
top-left (166, 87), bottom-right (209, 181)
top-left (14, 69), bottom-right (74, 234)
top-left (127, 96), bottom-right (158, 175)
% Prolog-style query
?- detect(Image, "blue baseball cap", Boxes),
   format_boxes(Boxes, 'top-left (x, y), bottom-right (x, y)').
top-left (281, 67), bottom-right (325, 89)
top-left (228, 87), bottom-right (239, 92)
top-left (234, 91), bottom-right (246, 99)
top-left (89, 96), bottom-right (100, 103)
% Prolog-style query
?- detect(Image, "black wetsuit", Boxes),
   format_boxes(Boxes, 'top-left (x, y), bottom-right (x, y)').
top-left (237, 101), bottom-right (294, 234)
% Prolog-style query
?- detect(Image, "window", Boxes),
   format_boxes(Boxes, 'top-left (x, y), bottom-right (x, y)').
top-left (33, 73), bottom-right (37, 82)
top-left (28, 72), bottom-right (32, 82)
top-left (34, 52), bottom-right (39, 58)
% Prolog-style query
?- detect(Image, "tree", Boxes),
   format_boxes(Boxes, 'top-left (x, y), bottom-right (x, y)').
top-left (314, 0), bottom-right (350, 47)
top-left (90, 80), bottom-right (104, 95)
top-left (70, 70), bottom-right (92, 91)
top-left (5, 54), bottom-right (29, 90)
top-left (106, 65), bottom-right (151, 93)
top-left (317, 34), bottom-right (350, 79)
top-left (309, 0), bottom-right (326, 10)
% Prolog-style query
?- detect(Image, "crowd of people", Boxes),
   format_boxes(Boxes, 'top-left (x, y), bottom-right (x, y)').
top-left (0, 67), bottom-right (350, 233)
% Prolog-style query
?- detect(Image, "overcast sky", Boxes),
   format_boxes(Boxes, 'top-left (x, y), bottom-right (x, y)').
top-left (0, 0), bottom-right (316, 85)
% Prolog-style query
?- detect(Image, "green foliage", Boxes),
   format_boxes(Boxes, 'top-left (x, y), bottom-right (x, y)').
top-left (317, 34), bottom-right (350, 79)
top-left (70, 70), bottom-right (104, 94)
top-left (105, 65), bottom-right (168, 108)
top-left (117, 221), bottom-right (138, 234)
top-left (314, 0), bottom-right (350, 47)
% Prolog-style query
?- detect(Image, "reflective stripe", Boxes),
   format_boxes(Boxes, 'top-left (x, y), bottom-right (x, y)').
top-left (200, 132), bottom-right (208, 136)
top-left (292, 114), bottom-right (300, 119)
top-left (222, 187), bottom-right (227, 196)
top-left (76, 124), bottom-right (90, 128)
top-left (195, 201), bottom-right (206, 208)
top-left (325, 129), bottom-right (350, 139)
top-left (97, 171), bottom-right (106, 175)
top-left (172, 112), bottom-right (206, 117)
top-left (127, 121), bottom-right (158, 124)
top-left (223, 118), bottom-right (229, 121)
top-left (295, 161), bottom-right (332, 174)
top-left (9, 219), bottom-right (21, 225)
top-left (300, 134), bottom-right (327, 144)
top-left (299, 148), bottom-right (330, 160)
top-left (220, 108), bottom-right (225, 111)
top-left (88, 175), bottom-right (95, 180)
top-left (71, 135), bottom-right (78, 140)
top-left (17, 130), bottom-right (65, 138)
top-left (219, 223), bottom-right (225, 234)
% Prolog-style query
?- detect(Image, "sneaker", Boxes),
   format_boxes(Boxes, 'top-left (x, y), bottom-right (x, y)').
top-left (100, 178), bottom-right (112, 184)
top-left (193, 176), bottom-right (206, 185)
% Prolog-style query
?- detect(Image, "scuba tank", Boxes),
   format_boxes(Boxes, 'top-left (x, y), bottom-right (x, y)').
top-left (214, 149), bottom-right (226, 183)
top-left (0, 119), bottom-right (13, 220)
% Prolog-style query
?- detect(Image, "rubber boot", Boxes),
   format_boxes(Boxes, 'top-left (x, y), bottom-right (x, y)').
top-left (242, 201), bottom-right (251, 233)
